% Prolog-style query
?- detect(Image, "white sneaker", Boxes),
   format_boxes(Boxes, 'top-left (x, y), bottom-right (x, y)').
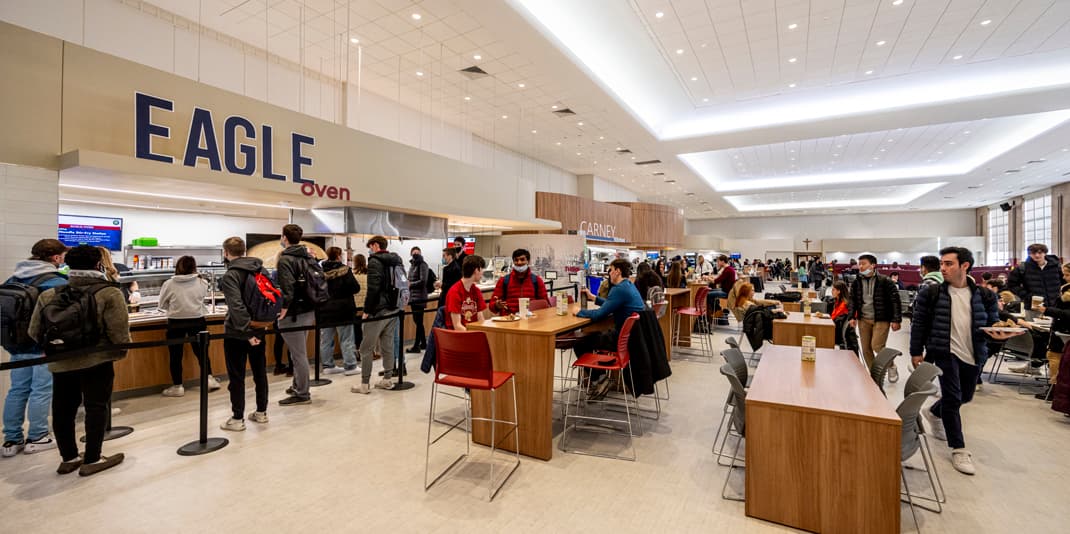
top-left (162, 385), bottom-right (185, 397)
top-left (975, 382), bottom-right (983, 392)
top-left (323, 367), bottom-right (345, 375)
top-left (343, 367), bottom-right (360, 376)
top-left (1, 440), bottom-right (26, 457)
top-left (207, 375), bottom-right (222, 391)
top-left (24, 435), bottom-right (57, 454)
top-left (248, 411), bottom-right (269, 424)
top-left (951, 449), bottom-right (976, 475)
top-left (112, 407), bottom-right (121, 417)
top-left (922, 407), bottom-right (947, 441)
top-left (1009, 364), bottom-right (1040, 375)
top-left (887, 365), bottom-right (899, 383)
top-left (220, 418), bottom-right (246, 432)
top-left (352, 383), bottom-right (371, 395)
top-left (374, 377), bottom-right (395, 389)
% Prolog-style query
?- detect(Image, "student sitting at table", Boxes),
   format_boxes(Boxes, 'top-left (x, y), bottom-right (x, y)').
top-left (444, 255), bottom-right (491, 331)
top-left (489, 248), bottom-right (548, 315)
top-left (829, 281), bottom-right (859, 354)
top-left (573, 259), bottom-right (646, 400)
top-left (728, 280), bottom-right (778, 322)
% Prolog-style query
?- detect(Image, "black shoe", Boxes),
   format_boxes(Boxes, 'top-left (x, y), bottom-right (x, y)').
top-left (57, 454), bottom-right (83, 475)
top-left (273, 365), bottom-right (287, 376)
top-left (406, 346), bottom-right (422, 354)
top-left (285, 386), bottom-right (295, 396)
top-left (279, 395), bottom-right (311, 406)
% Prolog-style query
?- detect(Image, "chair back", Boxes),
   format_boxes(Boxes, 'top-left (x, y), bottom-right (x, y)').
top-left (694, 286), bottom-right (710, 314)
top-left (811, 300), bottom-right (828, 314)
top-left (528, 299), bottom-right (551, 311)
top-left (725, 336), bottom-right (740, 351)
top-left (652, 301), bottom-right (668, 319)
top-left (719, 363), bottom-right (747, 436)
top-left (432, 327), bottom-right (494, 385)
top-left (615, 313), bottom-right (641, 367)
top-left (870, 347), bottom-right (902, 393)
top-left (904, 362), bottom-right (942, 397)
top-left (721, 348), bottom-right (748, 387)
top-left (1003, 330), bottom-right (1034, 356)
top-left (897, 384), bottom-right (939, 461)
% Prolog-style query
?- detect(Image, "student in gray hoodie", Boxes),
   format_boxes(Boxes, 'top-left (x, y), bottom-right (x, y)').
top-left (158, 256), bottom-right (219, 397)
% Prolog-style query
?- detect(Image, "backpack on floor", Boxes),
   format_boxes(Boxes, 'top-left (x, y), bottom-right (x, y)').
top-left (243, 270), bottom-right (283, 325)
top-left (0, 273), bottom-right (61, 353)
top-left (38, 283), bottom-right (110, 353)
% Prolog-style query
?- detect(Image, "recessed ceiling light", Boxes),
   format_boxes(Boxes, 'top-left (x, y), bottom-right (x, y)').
top-left (952, 54), bottom-right (963, 60)
top-left (501, 114), bottom-right (508, 119)
top-left (865, 70), bottom-right (874, 75)
top-left (577, 121), bottom-right (584, 126)
top-left (676, 49), bottom-right (684, 55)
top-left (551, 105), bottom-right (558, 109)
top-left (788, 57), bottom-right (797, 63)
top-left (788, 23), bottom-right (798, 30)
top-left (832, 153), bottom-right (840, 157)
top-left (980, 19), bottom-right (991, 26)
top-left (599, 136), bottom-right (604, 140)
top-left (655, 11), bottom-right (664, 18)
top-left (879, 148), bottom-right (886, 152)
top-left (411, 13), bottom-right (422, 20)
top-left (893, 0), bottom-right (904, 5)
top-left (463, 96), bottom-right (470, 101)
top-left (616, 147), bottom-right (622, 150)
top-left (350, 37), bottom-right (359, 44)
top-left (690, 76), bottom-right (698, 81)
top-left (576, 152), bottom-right (582, 156)
top-left (964, 130), bottom-right (971, 134)
top-left (700, 43), bottom-right (707, 48)
top-left (788, 83), bottom-right (796, 88)
top-left (556, 141), bottom-right (562, 146)
top-left (473, 54), bottom-right (482, 60)
top-left (631, 156), bottom-right (636, 160)
top-left (517, 83), bottom-right (525, 88)
top-left (415, 71), bottom-right (423, 77)
top-left (702, 97), bottom-right (709, 102)
top-left (876, 40), bottom-right (886, 46)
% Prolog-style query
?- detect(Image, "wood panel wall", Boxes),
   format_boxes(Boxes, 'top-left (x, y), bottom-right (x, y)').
top-left (534, 192), bottom-right (632, 242)
top-left (613, 202), bottom-right (685, 248)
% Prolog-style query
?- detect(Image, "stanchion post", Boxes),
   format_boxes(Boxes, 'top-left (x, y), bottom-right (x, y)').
top-left (177, 330), bottom-right (228, 456)
top-left (310, 318), bottom-right (330, 387)
top-left (392, 309), bottom-right (414, 391)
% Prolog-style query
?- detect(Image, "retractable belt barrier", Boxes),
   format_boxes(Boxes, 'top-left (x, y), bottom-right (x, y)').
top-left (0, 282), bottom-right (580, 456)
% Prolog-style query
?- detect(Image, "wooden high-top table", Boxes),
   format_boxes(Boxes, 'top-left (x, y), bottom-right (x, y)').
top-left (745, 345), bottom-right (901, 533)
top-left (772, 311), bottom-right (836, 348)
top-left (466, 303), bottom-right (611, 460)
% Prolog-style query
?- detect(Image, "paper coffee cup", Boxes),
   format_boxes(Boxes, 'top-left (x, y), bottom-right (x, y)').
top-left (1032, 296), bottom-right (1044, 310)
top-left (519, 298), bottom-right (530, 318)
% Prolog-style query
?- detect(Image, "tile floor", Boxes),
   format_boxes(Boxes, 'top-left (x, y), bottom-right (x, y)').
top-left (1, 312), bottom-right (1068, 533)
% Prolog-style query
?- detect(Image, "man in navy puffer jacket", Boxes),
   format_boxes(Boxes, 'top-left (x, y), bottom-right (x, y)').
top-left (910, 247), bottom-right (1010, 477)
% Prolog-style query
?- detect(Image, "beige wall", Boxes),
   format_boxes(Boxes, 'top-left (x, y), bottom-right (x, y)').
top-left (0, 22), bottom-right (62, 169)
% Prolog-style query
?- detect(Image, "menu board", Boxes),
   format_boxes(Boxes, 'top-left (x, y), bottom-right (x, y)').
top-left (58, 214), bottom-right (123, 251)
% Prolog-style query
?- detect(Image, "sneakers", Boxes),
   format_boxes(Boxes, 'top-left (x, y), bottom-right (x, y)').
top-left (56, 455), bottom-right (83, 475)
top-left (248, 411), bottom-right (269, 424)
top-left (343, 367), bottom-right (360, 376)
top-left (24, 435), bottom-right (57, 454)
top-left (1009, 364), bottom-right (1041, 375)
top-left (1, 440), bottom-right (26, 457)
top-left (162, 385), bottom-right (184, 397)
top-left (374, 377), bottom-right (395, 390)
top-left (79, 453), bottom-right (124, 477)
top-left (285, 387), bottom-right (295, 396)
top-left (951, 449), bottom-right (976, 475)
top-left (922, 408), bottom-right (947, 441)
top-left (352, 383), bottom-right (371, 395)
top-left (220, 418), bottom-right (246, 432)
top-left (207, 375), bottom-right (222, 391)
top-left (279, 395), bottom-right (311, 406)
top-left (379, 368), bottom-right (408, 377)
top-left (323, 366), bottom-right (345, 375)
top-left (975, 382), bottom-right (983, 392)
top-left (887, 365), bottom-right (899, 383)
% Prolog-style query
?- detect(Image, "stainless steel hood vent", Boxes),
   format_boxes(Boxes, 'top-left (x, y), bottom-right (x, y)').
top-left (291, 207), bottom-right (447, 239)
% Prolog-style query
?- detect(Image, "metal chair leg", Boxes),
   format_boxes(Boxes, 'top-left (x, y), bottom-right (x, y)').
top-left (721, 433), bottom-right (745, 501)
top-left (901, 468), bottom-right (922, 532)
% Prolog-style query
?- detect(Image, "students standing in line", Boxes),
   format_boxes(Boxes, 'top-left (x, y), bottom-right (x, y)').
top-left (275, 224), bottom-right (316, 406)
top-left (353, 236), bottom-right (404, 394)
top-left (351, 253), bottom-right (367, 353)
top-left (29, 245), bottom-right (130, 476)
top-left (158, 256), bottom-right (219, 397)
top-left (319, 247), bottom-right (361, 376)
top-left (218, 237), bottom-right (270, 432)
top-left (1, 239), bottom-right (68, 457)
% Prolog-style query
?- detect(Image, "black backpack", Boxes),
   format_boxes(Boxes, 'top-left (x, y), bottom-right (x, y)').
top-left (295, 257), bottom-right (329, 308)
top-left (425, 268), bottom-right (437, 294)
top-left (38, 282), bottom-right (111, 354)
top-left (242, 269), bottom-right (282, 324)
top-left (0, 273), bottom-right (61, 353)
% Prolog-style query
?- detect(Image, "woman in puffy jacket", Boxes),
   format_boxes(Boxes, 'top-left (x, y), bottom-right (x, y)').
top-left (1036, 264), bottom-right (1070, 397)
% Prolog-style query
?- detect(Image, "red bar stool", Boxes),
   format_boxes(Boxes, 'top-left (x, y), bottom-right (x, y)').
top-left (672, 286), bottom-right (713, 362)
top-left (559, 313), bottom-right (641, 461)
top-left (425, 328), bottom-right (520, 501)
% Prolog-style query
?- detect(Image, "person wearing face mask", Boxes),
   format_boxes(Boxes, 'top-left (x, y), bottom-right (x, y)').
top-left (438, 247), bottom-right (463, 298)
top-left (849, 254), bottom-right (903, 380)
top-left (490, 248), bottom-right (548, 315)
top-left (406, 246), bottom-right (430, 353)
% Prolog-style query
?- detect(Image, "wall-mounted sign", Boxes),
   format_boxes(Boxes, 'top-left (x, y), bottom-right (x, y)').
top-left (134, 92), bottom-right (316, 184)
top-left (579, 220), bottom-right (615, 239)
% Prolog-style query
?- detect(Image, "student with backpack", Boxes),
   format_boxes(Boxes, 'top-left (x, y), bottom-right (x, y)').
top-left (1, 238), bottom-right (68, 457)
top-left (353, 235), bottom-right (405, 394)
top-left (28, 245), bottom-right (130, 476)
top-left (218, 237), bottom-right (275, 431)
top-left (406, 246), bottom-right (431, 354)
top-left (318, 247), bottom-right (361, 375)
top-left (275, 224), bottom-right (326, 406)
top-left (490, 248), bottom-right (548, 315)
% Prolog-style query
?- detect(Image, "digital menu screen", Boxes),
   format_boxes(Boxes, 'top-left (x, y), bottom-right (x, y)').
top-left (58, 214), bottom-right (123, 251)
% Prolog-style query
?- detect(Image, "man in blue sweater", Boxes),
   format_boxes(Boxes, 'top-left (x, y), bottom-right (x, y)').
top-left (910, 247), bottom-right (1010, 476)
top-left (575, 259), bottom-right (645, 399)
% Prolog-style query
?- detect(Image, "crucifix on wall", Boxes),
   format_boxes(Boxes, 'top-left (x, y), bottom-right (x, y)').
top-left (802, 238), bottom-right (813, 250)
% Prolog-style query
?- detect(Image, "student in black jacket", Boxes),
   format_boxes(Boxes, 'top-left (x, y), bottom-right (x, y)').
top-left (407, 247), bottom-right (430, 353)
top-left (275, 224), bottom-right (315, 406)
top-left (218, 237), bottom-right (270, 432)
top-left (849, 254), bottom-right (902, 378)
top-left (438, 246), bottom-right (462, 298)
top-left (318, 247), bottom-right (360, 375)
top-left (1007, 243), bottom-right (1062, 307)
top-left (353, 236), bottom-right (404, 394)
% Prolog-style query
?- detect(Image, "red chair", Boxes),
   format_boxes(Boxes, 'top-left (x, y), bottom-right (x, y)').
top-left (528, 299), bottom-right (551, 311)
top-left (672, 286), bottom-right (714, 362)
top-left (559, 313), bottom-right (641, 461)
top-left (425, 328), bottom-right (519, 501)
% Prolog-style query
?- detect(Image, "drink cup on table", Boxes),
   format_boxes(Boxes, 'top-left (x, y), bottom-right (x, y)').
top-left (1032, 295), bottom-right (1044, 310)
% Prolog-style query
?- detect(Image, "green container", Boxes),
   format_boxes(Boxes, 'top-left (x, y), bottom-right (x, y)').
top-left (131, 237), bottom-right (159, 246)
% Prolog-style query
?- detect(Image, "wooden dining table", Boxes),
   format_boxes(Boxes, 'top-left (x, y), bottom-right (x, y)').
top-left (465, 303), bottom-right (611, 460)
top-left (745, 345), bottom-right (901, 533)
top-left (772, 311), bottom-right (836, 348)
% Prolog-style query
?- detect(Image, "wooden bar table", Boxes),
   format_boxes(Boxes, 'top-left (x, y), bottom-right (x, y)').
top-left (745, 345), bottom-right (901, 534)
top-left (466, 303), bottom-right (610, 460)
top-left (665, 288), bottom-right (692, 348)
top-left (772, 311), bottom-right (836, 348)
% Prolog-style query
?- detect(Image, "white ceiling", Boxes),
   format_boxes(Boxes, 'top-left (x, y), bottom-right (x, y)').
top-left (135, 0), bottom-right (1070, 219)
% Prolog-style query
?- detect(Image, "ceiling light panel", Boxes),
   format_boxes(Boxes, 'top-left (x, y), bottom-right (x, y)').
top-left (724, 182), bottom-right (947, 212)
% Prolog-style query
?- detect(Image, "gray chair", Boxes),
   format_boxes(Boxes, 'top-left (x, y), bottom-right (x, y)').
top-left (810, 300), bottom-right (828, 314)
top-left (718, 363), bottom-right (747, 501)
top-left (870, 347), bottom-right (902, 394)
top-left (898, 384), bottom-right (944, 530)
top-left (903, 363), bottom-right (946, 506)
top-left (725, 336), bottom-right (760, 366)
top-left (713, 348), bottom-right (750, 464)
top-left (987, 331), bottom-right (1034, 385)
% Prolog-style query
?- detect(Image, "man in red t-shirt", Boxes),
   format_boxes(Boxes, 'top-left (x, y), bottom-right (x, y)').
top-left (445, 255), bottom-right (489, 331)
